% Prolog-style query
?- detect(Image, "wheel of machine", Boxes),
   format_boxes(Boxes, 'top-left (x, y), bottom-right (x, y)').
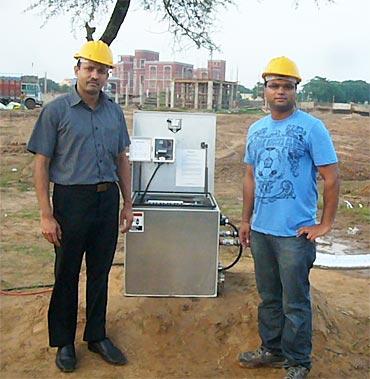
top-left (25, 98), bottom-right (36, 109)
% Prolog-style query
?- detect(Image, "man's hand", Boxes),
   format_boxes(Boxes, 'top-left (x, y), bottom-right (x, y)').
top-left (297, 223), bottom-right (332, 241)
top-left (41, 215), bottom-right (62, 247)
top-left (120, 205), bottom-right (133, 234)
top-left (239, 221), bottom-right (251, 248)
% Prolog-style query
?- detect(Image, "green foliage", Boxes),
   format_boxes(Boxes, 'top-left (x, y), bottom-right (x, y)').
top-left (38, 78), bottom-right (70, 93)
top-left (299, 76), bottom-right (370, 103)
top-left (252, 82), bottom-right (264, 99)
top-left (237, 84), bottom-right (252, 94)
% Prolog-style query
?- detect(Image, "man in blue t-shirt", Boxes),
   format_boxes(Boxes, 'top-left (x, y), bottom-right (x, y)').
top-left (238, 57), bottom-right (339, 379)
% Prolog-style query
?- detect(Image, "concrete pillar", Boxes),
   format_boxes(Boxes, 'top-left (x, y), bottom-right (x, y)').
top-left (207, 81), bottom-right (213, 111)
top-left (115, 85), bottom-right (119, 104)
top-left (194, 82), bottom-right (199, 110)
top-left (229, 84), bottom-right (234, 109)
top-left (218, 82), bottom-right (223, 110)
top-left (157, 87), bottom-right (160, 108)
top-left (139, 82), bottom-right (144, 106)
top-left (170, 81), bottom-right (175, 108)
top-left (133, 72), bottom-right (137, 96)
top-left (125, 85), bottom-right (129, 107)
top-left (127, 71), bottom-right (131, 96)
top-left (165, 87), bottom-right (169, 107)
top-left (181, 83), bottom-right (185, 108)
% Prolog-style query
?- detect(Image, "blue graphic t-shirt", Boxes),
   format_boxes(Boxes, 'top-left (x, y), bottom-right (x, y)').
top-left (244, 109), bottom-right (338, 236)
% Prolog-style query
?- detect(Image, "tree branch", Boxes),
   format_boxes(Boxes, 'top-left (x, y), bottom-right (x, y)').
top-left (162, 0), bottom-right (212, 49)
top-left (85, 22), bottom-right (96, 41)
top-left (100, 0), bottom-right (131, 46)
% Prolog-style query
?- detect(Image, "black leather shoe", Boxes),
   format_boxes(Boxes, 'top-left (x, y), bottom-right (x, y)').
top-left (88, 338), bottom-right (127, 365)
top-left (55, 344), bottom-right (76, 373)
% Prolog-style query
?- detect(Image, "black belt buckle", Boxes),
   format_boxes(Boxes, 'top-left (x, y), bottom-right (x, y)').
top-left (97, 183), bottom-right (110, 192)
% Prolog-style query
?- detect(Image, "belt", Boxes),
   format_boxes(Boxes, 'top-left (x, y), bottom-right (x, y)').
top-left (96, 182), bottom-right (113, 192)
top-left (55, 182), bottom-right (114, 192)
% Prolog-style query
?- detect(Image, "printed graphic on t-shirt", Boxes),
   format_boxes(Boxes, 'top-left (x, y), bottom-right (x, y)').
top-left (249, 124), bottom-right (307, 204)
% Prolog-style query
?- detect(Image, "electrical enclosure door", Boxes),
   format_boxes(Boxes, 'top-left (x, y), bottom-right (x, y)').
top-left (131, 111), bottom-right (216, 194)
top-left (125, 205), bottom-right (220, 297)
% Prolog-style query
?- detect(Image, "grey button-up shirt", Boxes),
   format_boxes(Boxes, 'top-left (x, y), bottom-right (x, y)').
top-left (27, 86), bottom-right (130, 185)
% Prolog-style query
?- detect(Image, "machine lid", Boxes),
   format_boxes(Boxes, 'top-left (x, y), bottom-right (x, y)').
top-left (132, 191), bottom-right (217, 209)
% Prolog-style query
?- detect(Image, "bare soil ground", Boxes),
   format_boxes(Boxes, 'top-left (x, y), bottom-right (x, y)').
top-left (0, 109), bottom-right (369, 379)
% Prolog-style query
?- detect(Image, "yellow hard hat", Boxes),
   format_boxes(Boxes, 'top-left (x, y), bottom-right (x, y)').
top-left (262, 56), bottom-right (301, 83)
top-left (74, 40), bottom-right (114, 68)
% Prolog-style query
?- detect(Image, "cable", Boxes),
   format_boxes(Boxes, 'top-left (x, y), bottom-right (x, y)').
top-left (226, 221), bottom-right (239, 235)
top-left (218, 244), bottom-right (243, 272)
top-left (140, 162), bottom-right (164, 203)
top-left (1, 263), bottom-right (125, 296)
top-left (218, 220), bottom-right (244, 272)
top-left (1, 284), bottom-right (53, 291)
top-left (0, 288), bottom-right (53, 296)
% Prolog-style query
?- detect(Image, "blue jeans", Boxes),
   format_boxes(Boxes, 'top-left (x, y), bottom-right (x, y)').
top-left (250, 230), bottom-right (316, 369)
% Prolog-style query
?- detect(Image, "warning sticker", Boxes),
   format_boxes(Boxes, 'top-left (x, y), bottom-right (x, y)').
top-left (130, 211), bottom-right (144, 232)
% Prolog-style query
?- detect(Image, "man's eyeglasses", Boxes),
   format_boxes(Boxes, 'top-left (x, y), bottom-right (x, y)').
top-left (266, 83), bottom-right (296, 91)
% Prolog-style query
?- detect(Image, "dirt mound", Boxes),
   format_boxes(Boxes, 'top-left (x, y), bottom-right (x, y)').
top-left (1, 263), bottom-right (369, 379)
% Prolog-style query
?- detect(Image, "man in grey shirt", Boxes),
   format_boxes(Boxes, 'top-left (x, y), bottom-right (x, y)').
top-left (28, 40), bottom-right (133, 372)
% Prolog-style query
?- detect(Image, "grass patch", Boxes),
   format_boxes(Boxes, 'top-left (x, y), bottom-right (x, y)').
top-left (0, 242), bottom-right (54, 289)
top-left (0, 180), bottom-right (33, 192)
top-left (1, 242), bottom-right (53, 260)
top-left (10, 209), bottom-right (40, 221)
top-left (338, 205), bottom-right (370, 223)
top-left (0, 156), bottom-right (34, 192)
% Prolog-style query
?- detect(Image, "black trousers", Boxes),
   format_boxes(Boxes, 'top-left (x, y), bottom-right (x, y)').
top-left (48, 183), bottom-right (119, 347)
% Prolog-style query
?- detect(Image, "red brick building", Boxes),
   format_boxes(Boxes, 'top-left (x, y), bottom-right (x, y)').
top-left (190, 60), bottom-right (226, 81)
top-left (194, 68), bottom-right (208, 80)
top-left (207, 60), bottom-right (226, 81)
top-left (144, 61), bottom-right (193, 94)
top-left (114, 55), bottom-right (134, 95)
top-left (112, 50), bottom-right (226, 96)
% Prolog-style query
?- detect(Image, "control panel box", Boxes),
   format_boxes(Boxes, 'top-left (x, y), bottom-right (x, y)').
top-left (131, 111), bottom-right (216, 194)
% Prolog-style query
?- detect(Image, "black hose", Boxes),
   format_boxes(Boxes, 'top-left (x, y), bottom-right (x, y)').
top-left (219, 244), bottom-right (243, 272)
top-left (1, 284), bottom-right (54, 291)
top-left (2, 262), bottom-right (125, 292)
top-left (140, 162), bottom-right (164, 203)
top-left (227, 221), bottom-right (239, 236)
top-left (218, 220), bottom-right (243, 272)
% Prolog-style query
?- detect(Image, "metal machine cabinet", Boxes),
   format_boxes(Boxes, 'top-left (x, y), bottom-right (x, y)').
top-left (124, 111), bottom-right (220, 297)
top-left (125, 195), bottom-right (220, 297)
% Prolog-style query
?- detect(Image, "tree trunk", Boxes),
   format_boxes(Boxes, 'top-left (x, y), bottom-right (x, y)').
top-left (100, 0), bottom-right (131, 46)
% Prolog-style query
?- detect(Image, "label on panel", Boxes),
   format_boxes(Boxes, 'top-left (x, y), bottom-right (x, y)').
top-left (130, 211), bottom-right (144, 232)
top-left (129, 137), bottom-right (152, 162)
top-left (175, 149), bottom-right (205, 187)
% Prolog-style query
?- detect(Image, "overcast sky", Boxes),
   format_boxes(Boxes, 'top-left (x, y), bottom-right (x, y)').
top-left (1, 0), bottom-right (369, 88)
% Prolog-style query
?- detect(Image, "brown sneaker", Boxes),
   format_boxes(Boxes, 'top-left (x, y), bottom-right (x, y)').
top-left (284, 366), bottom-right (310, 379)
top-left (239, 347), bottom-right (286, 368)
